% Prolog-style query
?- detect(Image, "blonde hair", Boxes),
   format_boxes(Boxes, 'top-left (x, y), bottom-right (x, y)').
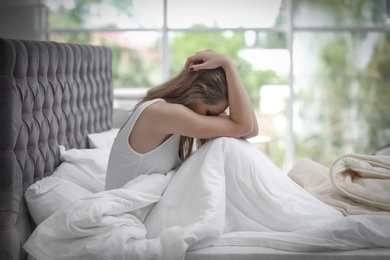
top-left (134, 67), bottom-right (228, 161)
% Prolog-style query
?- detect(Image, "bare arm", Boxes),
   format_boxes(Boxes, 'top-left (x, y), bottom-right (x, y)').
top-left (136, 50), bottom-right (258, 143)
top-left (184, 50), bottom-right (258, 138)
top-left (145, 103), bottom-right (237, 139)
top-left (241, 106), bottom-right (259, 139)
top-left (218, 109), bottom-right (258, 139)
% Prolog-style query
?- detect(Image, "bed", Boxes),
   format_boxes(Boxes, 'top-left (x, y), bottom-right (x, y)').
top-left (1, 37), bottom-right (389, 260)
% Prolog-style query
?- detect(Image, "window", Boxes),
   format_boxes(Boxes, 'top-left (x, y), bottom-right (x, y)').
top-left (292, 0), bottom-right (390, 165)
top-left (45, 0), bottom-right (390, 169)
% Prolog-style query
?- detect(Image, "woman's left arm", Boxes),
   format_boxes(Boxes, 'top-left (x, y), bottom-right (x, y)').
top-left (242, 105), bottom-right (258, 139)
top-left (219, 100), bottom-right (258, 139)
top-left (186, 50), bottom-right (257, 138)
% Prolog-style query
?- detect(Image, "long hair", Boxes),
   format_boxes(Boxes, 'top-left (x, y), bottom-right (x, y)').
top-left (133, 67), bottom-right (228, 161)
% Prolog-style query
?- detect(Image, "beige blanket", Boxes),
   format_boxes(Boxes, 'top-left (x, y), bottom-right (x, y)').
top-left (288, 154), bottom-right (390, 215)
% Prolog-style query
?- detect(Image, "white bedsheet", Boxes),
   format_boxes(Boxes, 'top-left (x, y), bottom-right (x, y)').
top-left (24, 137), bottom-right (390, 260)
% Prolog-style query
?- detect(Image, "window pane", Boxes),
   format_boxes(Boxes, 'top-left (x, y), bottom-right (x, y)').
top-left (169, 31), bottom-right (289, 168)
top-left (49, 32), bottom-right (162, 89)
top-left (168, 0), bottom-right (286, 29)
top-left (293, 32), bottom-right (390, 166)
top-left (294, 0), bottom-right (388, 27)
top-left (45, 0), bottom-right (163, 29)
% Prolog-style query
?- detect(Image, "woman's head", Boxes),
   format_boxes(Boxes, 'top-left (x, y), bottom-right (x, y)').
top-left (141, 67), bottom-right (228, 113)
top-left (136, 67), bottom-right (229, 161)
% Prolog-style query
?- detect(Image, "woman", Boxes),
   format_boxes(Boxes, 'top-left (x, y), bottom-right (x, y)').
top-left (105, 48), bottom-right (342, 231)
top-left (105, 49), bottom-right (259, 190)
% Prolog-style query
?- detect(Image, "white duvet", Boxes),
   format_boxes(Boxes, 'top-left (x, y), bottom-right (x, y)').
top-left (24, 137), bottom-right (390, 260)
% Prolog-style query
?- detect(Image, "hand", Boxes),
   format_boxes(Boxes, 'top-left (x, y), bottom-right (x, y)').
top-left (184, 50), bottom-right (230, 72)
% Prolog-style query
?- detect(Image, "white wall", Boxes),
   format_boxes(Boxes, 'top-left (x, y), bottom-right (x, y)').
top-left (0, 0), bottom-right (46, 40)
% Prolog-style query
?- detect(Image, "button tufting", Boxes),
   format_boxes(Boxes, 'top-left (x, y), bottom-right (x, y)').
top-left (0, 37), bottom-right (113, 221)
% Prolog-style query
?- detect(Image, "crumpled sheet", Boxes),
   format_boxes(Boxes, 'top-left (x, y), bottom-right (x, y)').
top-left (24, 138), bottom-right (390, 260)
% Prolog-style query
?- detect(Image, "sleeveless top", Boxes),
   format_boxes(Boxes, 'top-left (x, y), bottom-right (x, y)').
top-left (105, 99), bottom-right (182, 190)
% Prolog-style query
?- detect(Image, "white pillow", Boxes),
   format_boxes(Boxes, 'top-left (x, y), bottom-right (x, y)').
top-left (25, 175), bottom-right (92, 225)
top-left (58, 146), bottom-right (110, 193)
top-left (25, 146), bottom-right (111, 225)
top-left (87, 128), bottom-right (119, 148)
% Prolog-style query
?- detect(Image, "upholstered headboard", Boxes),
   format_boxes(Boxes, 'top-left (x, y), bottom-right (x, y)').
top-left (0, 38), bottom-right (113, 259)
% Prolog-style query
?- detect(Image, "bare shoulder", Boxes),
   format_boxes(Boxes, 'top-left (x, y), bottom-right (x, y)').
top-left (144, 100), bottom-right (189, 117)
top-left (139, 100), bottom-right (190, 128)
top-left (129, 100), bottom-right (184, 153)
top-left (141, 100), bottom-right (199, 135)
top-left (150, 100), bottom-right (183, 109)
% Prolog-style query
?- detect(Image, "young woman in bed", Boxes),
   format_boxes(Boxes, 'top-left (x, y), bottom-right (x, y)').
top-left (106, 49), bottom-right (342, 232)
top-left (106, 49), bottom-right (258, 189)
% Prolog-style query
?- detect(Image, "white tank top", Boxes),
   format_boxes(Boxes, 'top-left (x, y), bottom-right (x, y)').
top-left (105, 99), bottom-right (182, 190)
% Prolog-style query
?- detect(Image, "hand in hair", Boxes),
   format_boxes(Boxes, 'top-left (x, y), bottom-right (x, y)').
top-left (184, 50), bottom-right (229, 72)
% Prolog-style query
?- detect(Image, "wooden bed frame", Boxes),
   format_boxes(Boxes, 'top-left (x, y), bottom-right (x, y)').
top-left (0, 38), bottom-right (113, 259)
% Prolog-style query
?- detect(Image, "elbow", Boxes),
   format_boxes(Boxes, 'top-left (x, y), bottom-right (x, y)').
top-left (239, 123), bottom-right (257, 138)
top-left (245, 128), bottom-right (258, 139)
top-left (231, 117), bottom-right (258, 138)
top-left (252, 122), bottom-right (259, 136)
top-left (249, 116), bottom-right (259, 137)
top-left (241, 122), bottom-right (258, 139)
top-left (251, 127), bottom-right (259, 137)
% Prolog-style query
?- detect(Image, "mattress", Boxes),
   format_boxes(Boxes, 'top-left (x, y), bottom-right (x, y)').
top-left (185, 246), bottom-right (390, 260)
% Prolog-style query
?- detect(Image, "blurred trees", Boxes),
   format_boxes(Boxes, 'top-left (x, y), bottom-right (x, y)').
top-left (47, 1), bottom-right (286, 106)
top-left (46, 0), bottom-right (390, 166)
top-left (294, 0), bottom-right (390, 164)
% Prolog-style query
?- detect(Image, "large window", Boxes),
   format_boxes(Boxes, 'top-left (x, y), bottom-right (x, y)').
top-left (45, 0), bottom-right (390, 170)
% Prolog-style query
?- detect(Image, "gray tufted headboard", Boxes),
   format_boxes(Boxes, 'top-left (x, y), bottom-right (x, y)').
top-left (0, 38), bottom-right (113, 259)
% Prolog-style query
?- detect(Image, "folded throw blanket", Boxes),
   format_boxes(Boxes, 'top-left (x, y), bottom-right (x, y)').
top-left (288, 154), bottom-right (390, 215)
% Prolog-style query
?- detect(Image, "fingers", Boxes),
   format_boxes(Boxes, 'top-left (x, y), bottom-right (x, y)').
top-left (183, 50), bottom-right (222, 72)
top-left (183, 50), bottom-right (211, 71)
top-left (190, 62), bottom-right (206, 72)
top-left (184, 54), bottom-right (203, 71)
top-left (184, 58), bottom-right (197, 72)
top-left (184, 57), bottom-right (193, 71)
top-left (184, 53), bottom-right (197, 71)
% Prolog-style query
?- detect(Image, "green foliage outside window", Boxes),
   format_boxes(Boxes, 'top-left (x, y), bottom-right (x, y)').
top-left (294, 0), bottom-right (390, 165)
top-left (46, 0), bottom-right (390, 168)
